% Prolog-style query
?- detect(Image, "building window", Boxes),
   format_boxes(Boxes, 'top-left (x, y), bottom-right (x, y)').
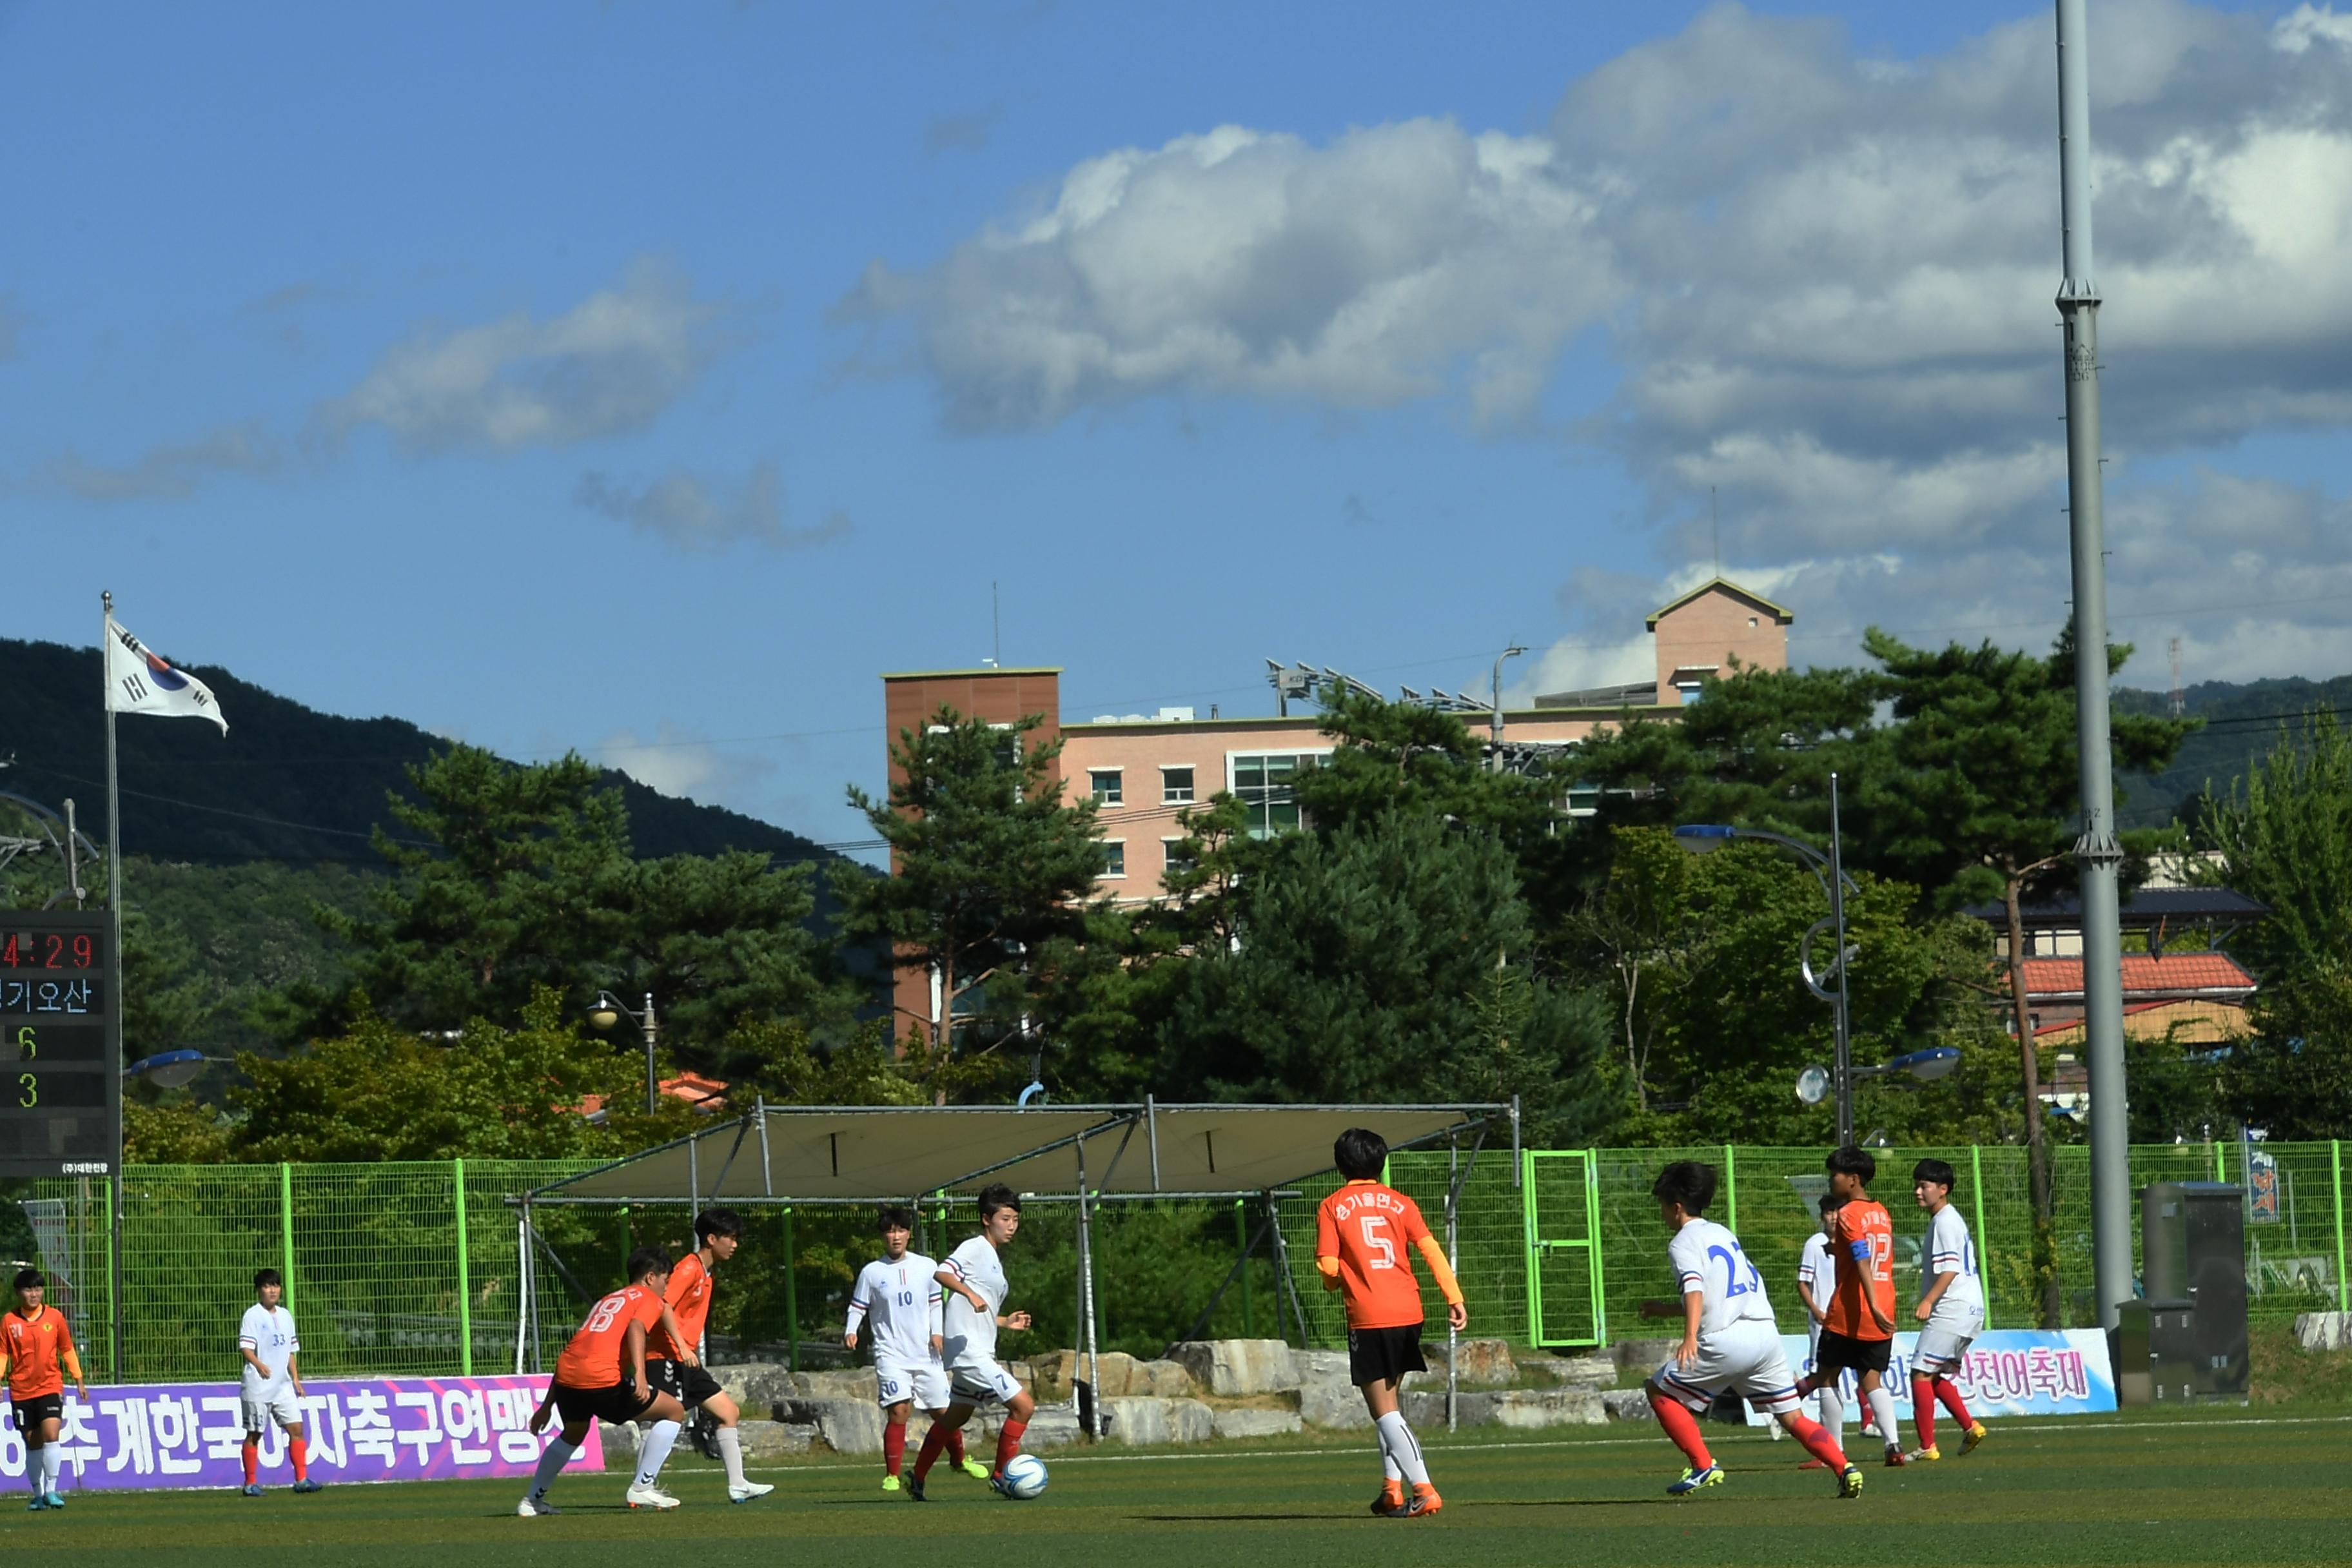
top-left (1102, 840), bottom-right (1126, 878)
top-left (1162, 838), bottom-right (1195, 877)
top-left (1161, 765), bottom-right (1195, 805)
top-left (1089, 769), bottom-right (1123, 805)
top-left (1232, 754), bottom-right (1310, 838)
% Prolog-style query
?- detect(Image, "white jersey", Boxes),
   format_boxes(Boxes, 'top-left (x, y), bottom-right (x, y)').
top-left (238, 1302), bottom-right (299, 1395)
top-left (940, 1234), bottom-right (1008, 1369)
top-left (1667, 1218), bottom-right (1776, 1342)
top-left (1797, 1231), bottom-right (1837, 1318)
top-left (847, 1253), bottom-right (943, 1366)
top-left (1921, 1204), bottom-right (1984, 1322)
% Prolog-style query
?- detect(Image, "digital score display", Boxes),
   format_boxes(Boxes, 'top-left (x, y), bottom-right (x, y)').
top-left (0, 912), bottom-right (119, 1177)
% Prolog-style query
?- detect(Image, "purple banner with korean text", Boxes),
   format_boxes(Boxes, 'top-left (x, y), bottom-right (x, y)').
top-left (10, 1376), bottom-right (605, 1491)
top-left (1752, 1329), bottom-right (2117, 1424)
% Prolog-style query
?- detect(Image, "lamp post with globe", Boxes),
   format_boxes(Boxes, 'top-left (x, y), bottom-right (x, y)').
top-left (587, 991), bottom-right (660, 1117)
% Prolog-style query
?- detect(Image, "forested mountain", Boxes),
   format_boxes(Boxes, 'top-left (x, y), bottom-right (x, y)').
top-left (2115, 674), bottom-right (2352, 829)
top-left (0, 636), bottom-right (837, 867)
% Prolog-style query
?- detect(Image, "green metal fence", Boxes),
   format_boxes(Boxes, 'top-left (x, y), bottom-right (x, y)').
top-left (8, 1142), bottom-right (2347, 1382)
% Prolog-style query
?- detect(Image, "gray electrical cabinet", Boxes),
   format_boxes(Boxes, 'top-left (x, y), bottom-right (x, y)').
top-left (2131, 1182), bottom-right (2249, 1401)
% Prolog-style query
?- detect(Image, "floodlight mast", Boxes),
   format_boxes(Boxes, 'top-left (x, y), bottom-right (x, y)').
top-left (2056, 0), bottom-right (2132, 1340)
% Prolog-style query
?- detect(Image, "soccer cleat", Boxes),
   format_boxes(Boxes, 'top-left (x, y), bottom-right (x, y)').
top-left (1961, 1422), bottom-right (1988, 1455)
top-left (291, 1478), bottom-right (324, 1494)
top-left (26, 1494), bottom-right (46, 1511)
top-left (988, 1471), bottom-right (1015, 1500)
top-left (1883, 1446), bottom-right (1907, 1467)
top-left (625, 1483), bottom-right (681, 1511)
top-left (241, 1483), bottom-right (264, 1497)
top-left (44, 1493), bottom-right (65, 1509)
top-left (516, 1494), bottom-right (560, 1516)
top-left (904, 1473), bottom-right (928, 1503)
top-left (1906, 1445), bottom-right (1941, 1463)
top-left (1399, 1485), bottom-right (1442, 1518)
top-left (1666, 1464), bottom-right (1724, 1496)
top-left (728, 1482), bottom-right (775, 1504)
top-left (959, 1456), bottom-right (992, 1480)
top-left (1370, 1484), bottom-right (1406, 1518)
top-left (1838, 1464), bottom-right (1865, 1500)
top-left (881, 1475), bottom-right (903, 1493)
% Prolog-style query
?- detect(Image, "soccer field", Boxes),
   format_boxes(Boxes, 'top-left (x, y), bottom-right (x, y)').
top-left (17, 1410), bottom-right (2351, 1568)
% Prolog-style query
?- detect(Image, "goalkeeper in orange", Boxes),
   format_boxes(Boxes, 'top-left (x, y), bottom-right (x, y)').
top-left (1315, 1127), bottom-right (1466, 1520)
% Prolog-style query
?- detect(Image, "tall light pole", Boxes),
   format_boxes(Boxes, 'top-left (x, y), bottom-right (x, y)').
top-left (1489, 644), bottom-right (1525, 772)
top-left (589, 990), bottom-right (661, 1116)
top-left (2055, 0), bottom-right (2133, 1337)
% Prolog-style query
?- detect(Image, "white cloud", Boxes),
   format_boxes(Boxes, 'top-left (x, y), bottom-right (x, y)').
top-left (326, 260), bottom-right (724, 452)
top-left (591, 722), bottom-right (778, 809)
top-left (45, 422), bottom-right (279, 501)
top-left (573, 462), bottom-right (852, 552)
top-left (2274, 4), bottom-right (2352, 54)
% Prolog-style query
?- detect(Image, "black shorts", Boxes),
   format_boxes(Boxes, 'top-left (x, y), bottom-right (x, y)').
top-left (10, 1394), bottom-right (61, 1433)
top-left (553, 1380), bottom-right (652, 1426)
top-left (1814, 1329), bottom-right (1892, 1376)
top-left (1347, 1324), bottom-right (1427, 1388)
top-left (645, 1358), bottom-right (723, 1407)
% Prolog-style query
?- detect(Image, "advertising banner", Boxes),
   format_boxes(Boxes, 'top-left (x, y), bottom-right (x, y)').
top-left (1754, 1329), bottom-right (2116, 1424)
top-left (5, 1375), bottom-right (604, 1492)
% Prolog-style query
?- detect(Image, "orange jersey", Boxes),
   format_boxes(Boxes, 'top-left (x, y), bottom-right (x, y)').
top-left (1826, 1199), bottom-right (1897, 1340)
top-left (2, 1308), bottom-right (73, 1400)
top-left (1316, 1181), bottom-right (1433, 1329)
top-left (651, 1253), bottom-right (712, 1361)
top-left (554, 1284), bottom-right (665, 1388)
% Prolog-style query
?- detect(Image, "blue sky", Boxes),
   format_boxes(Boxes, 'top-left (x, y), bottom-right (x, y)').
top-left (6, 0), bottom-right (2349, 850)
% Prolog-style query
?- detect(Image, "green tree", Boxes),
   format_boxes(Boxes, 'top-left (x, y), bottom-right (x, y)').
top-left (2200, 712), bottom-right (2352, 1137)
top-left (833, 708), bottom-right (1106, 1095)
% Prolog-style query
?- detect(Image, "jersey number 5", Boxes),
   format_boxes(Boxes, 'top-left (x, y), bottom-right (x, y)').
top-left (1358, 1216), bottom-right (1396, 1271)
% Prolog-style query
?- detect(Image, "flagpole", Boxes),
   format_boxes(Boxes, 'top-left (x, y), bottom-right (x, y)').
top-left (101, 590), bottom-right (126, 1383)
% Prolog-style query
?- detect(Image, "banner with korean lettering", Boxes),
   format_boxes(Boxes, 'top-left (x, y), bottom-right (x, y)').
top-left (14, 1377), bottom-right (604, 1491)
top-left (1756, 1329), bottom-right (2116, 1423)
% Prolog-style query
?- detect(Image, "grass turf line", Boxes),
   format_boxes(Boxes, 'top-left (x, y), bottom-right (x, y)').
top-left (10, 1406), bottom-right (2350, 1568)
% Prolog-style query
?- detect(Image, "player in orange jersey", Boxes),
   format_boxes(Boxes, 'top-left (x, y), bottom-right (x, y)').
top-left (637, 1207), bottom-right (772, 1504)
top-left (1315, 1128), bottom-right (1466, 1522)
top-left (0, 1268), bottom-right (86, 1511)
top-left (1815, 1145), bottom-right (1905, 1465)
top-left (520, 1248), bottom-right (691, 1516)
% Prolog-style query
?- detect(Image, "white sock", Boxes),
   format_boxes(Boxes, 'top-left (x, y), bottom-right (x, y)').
top-left (41, 1445), bottom-right (61, 1491)
top-left (1865, 1385), bottom-right (1901, 1448)
top-left (1374, 1412), bottom-right (1429, 1487)
top-left (634, 1419), bottom-right (681, 1488)
top-left (1816, 1386), bottom-right (1845, 1431)
top-left (527, 1435), bottom-right (576, 1500)
top-left (717, 1425), bottom-right (745, 1490)
top-left (1373, 1425), bottom-right (1401, 1482)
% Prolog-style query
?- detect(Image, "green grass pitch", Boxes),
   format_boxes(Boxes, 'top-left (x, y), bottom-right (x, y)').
top-left (14, 1409), bottom-right (2350, 1567)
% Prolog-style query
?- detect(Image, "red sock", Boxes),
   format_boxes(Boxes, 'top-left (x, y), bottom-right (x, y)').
top-left (910, 1422), bottom-right (948, 1483)
top-left (1783, 1413), bottom-right (1848, 1470)
top-left (289, 1436), bottom-right (309, 1482)
top-left (1648, 1391), bottom-right (1712, 1471)
top-left (945, 1426), bottom-right (968, 1464)
top-left (241, 1442), bottom-right (258, 1485)
top-left (994, 1418), bottom-right (1028, 1475)
top-left (883, 1420), bottom-right (907, 1477)
top-left (1935, 1377), bottom-right (1973, 1427)
top-left (1910, 1376), bottom-right (1937, 1449)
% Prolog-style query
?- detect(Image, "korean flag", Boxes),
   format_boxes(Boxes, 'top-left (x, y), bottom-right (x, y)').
top-left (104, 616), bottom-right (228, 733)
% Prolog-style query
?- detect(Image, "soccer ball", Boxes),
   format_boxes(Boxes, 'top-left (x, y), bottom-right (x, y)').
top-left (999, 1454), bottom-right (1048, 1500)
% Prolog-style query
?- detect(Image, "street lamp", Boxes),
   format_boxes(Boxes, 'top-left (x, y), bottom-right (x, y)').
top-left (122, 1049), bottom-right (229, 1090)
top-left (587, 990), bottom-right (660, 1116)
top-left (1674, 770), bottom-right (1861, 1144)
top-left (1489, 644), bottom-right (1526, 773)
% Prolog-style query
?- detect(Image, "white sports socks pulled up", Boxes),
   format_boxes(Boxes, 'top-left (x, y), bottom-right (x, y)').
top-left (1374, 1412), bottom-right (1429, 1487)
top-left (716, 1424), bottom-right (746, 1490)
top-left (635, 1418), bottom-right (682, 1488)
top-left (1816, 1384), bottom-right (1846, 1432)
top-left (42, 1446), bottom-right (62, 1492)
top-left (1864, 1384), bottom-right (1902, 1449)
top-left (527, 1435), bottom-right (577, 1500)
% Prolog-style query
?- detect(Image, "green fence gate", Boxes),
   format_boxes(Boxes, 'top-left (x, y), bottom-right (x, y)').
top-left (1522, 1149), bottom-right (1604, 1348)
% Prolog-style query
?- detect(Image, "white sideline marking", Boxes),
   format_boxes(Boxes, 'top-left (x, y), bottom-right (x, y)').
top-left (743, 1412), bottom-right (2352, 1476)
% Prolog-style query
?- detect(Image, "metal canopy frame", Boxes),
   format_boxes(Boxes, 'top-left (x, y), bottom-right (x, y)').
top-left (505, 1097), bottom-right (1518, 1438)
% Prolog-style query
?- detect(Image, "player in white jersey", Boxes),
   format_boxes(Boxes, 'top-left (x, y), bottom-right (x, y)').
top-left (1794, 1193), bottom-right (1851, 1451)
top-left (1907, 1159), bottom-right (1989, 1460)
top-left (847, 1206), bottom-right (987, 1493)
top-left (906, 1184), bottom-right (1034, 1502)
top-left (238, 1268), bottom-right (322, 1495)
top-left (1642, 1161), bottom-right (1861, 1500)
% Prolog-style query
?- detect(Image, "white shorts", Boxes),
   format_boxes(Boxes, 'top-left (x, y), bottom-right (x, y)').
top-left (241, 1386), bottom-right (302, 1431)
top-left (1653, 1320), bottom-right (1802, 1416)
top-left (876, 1359), bottom-right (950, 1411)
top-left (1912, 1310), bottom-right (1984, 1375)
top-left (946, 1357), bottom-right (1023, 1409)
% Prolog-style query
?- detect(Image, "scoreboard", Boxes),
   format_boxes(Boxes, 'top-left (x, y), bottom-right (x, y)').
top-left (0, 911), bottom-right (118, 1177)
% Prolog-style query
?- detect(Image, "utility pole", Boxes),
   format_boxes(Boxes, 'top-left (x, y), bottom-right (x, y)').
top-left (1489, 644), bottom-right (1525, 772)
top-left (2054, 0), bottom-right (2133, 1340)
